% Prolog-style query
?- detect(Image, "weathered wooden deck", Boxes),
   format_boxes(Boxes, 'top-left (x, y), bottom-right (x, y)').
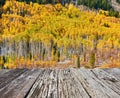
top-left (0, 68), bottom-right (120, 98)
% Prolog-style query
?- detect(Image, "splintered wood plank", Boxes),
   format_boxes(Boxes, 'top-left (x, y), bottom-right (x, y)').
top-left (17, 69), bottom-right (41, 98)
top-left (61, 69), bottom-right (81, 98)
top-left (92, 68), bottom-right (120, 95)
top-left (26, 69), bottom-right (51, 98)
top-left (62, 69), bottom-right (79, 98)
top-left (69, 68), bottom-right (90, 98)
top-left (46, 69), bottom-right (58, 98)
top-left (0, 68), bottom-right (120, 98)
top-left (0, 69), bottom-right (28, 89)
top-left (103, 68), bottom-right (120, 80)
top-left (71, 68), bottom-right (100, 98)
top-left (57, 69), bottom-right (64, 98)
top-left (73, 68), bottom-right (120, 98)
top-left (0, 70), bottom-right (10, 76)
top-left (60, 69), bottom-right (69, 98)
top-left (58, 68), bottom-right (90, 98)
top-left (28, 68), bottom-right (90, 98)
top-left (27, 69), bottom-right (59, 98)
top-left (0, 69), bottom-right (41, 98)
top-left (58, 69), bottom-right (79, 98)
top-left (38, 69), bottom-right (55, 98)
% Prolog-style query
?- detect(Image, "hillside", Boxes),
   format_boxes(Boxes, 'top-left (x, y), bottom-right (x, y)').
top-left (78, 0), bottom-right (120, 17)
top-left (0, 0), bottom-right (120, 17)
top-left (0, 1), bottom-right (120, 69)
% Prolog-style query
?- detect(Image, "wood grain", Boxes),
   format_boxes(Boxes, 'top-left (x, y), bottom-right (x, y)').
top-left (0, 68), bottom-right (120, 98)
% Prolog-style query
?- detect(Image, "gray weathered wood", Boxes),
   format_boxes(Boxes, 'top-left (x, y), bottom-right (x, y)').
top-left (0, 68), bottom-right (120, 98)
top-left (0, 69), bottom-right (41, 98)
top-left (92, 68), bottom-right (120, 95)
top-left (71, 68), bottom-right (120, 98)
top-left (0, 69), bottom-right (28, 89)
top-left (0, 70), bottom-right (10, 76)
top-left (103, 68), bottom-right (120, 80)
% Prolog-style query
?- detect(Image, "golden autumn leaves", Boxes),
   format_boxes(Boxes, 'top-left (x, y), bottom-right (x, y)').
top-left (0, 1), bottom-right (120, 68)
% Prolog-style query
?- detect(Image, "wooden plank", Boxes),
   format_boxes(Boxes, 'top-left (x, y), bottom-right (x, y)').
top-left (86, 68), bottom-right (120, 98)
top-left (0, 70), bottom-right (10, 76)
top-left (92, 68), bottom-right (120, 95)
top-left (57, 69), bottom-right (64, 98)
top-left (0, 69), bottom-right (41, 98)
top-left (82, 70), bottom-right (119, 98)
top-left (26, 69), bottom-right (51, 98)
top-left (25, 69), bottom-right (46, 98)
top-left (60, 69), bottom-right (69, 98)
top-left (46, 69), bottom-right (58, 98)
top-left (28, 68), bottom-right (90, 98)
top-left (38, 69), bottom-right (54, 98)
top-left (69, 68), bottom-right (90, 98)
top-left (103, 68), bottom-right (120, 80)
top-left (0, 69), bottom-right (28, 89)
top-left (64, 69), bottom-right (81, 98)
top-left (71, 68), bottom-right (120, 98)
top-left (0, 68), bottom-right (120, 98)
top-left (71, 68), bottom-right (103, 98)
top-left (17, 69), bottom-right (41, 98)
top-left (60, 69), bottom-right (79, 98)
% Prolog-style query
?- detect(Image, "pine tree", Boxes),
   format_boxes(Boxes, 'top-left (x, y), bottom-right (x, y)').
top-left (90, 52), bottom-right (95, 68)
top-left (77, 55), bottom-right (80, 68)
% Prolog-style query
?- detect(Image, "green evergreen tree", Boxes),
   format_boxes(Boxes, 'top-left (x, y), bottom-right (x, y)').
top-left (57, 50), bottom-right (60, 62)
top-left (77, 55), bottom-right (80, 68)
top-left (90, 52), bottom-right (95, 68)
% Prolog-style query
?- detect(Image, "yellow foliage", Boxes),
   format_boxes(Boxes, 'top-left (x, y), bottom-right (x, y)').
top-left (100, 62), bottom-right (120, 68)
top-left (4, 63), bottom-right (16, 69)
top-left (1, 1), bottom-right (120, 69)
